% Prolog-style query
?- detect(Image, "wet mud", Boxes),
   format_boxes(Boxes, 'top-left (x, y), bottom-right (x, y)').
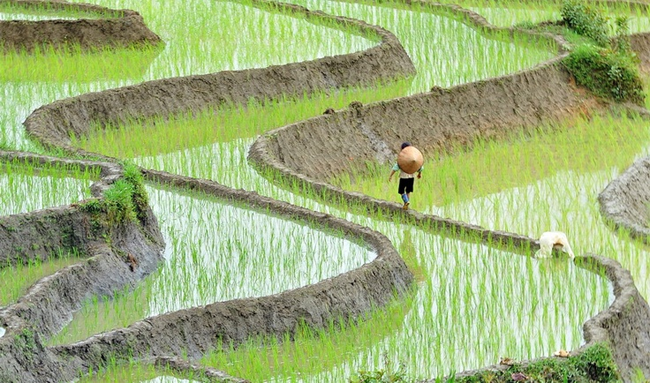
top-left (0, 0), bottom-right (162, 52)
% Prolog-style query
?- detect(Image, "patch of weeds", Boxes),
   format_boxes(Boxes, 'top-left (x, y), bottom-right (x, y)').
top-left (450, 342), bottom-right (620, 382)
top-left (14, 328), bottom-right (37, 364)
top-left (79, 161), bottom-right (149, 226)
top-left (564, 41), bottom-right (644, 102)
top-left (349, 354), bottom-right (411, 383)
top-left (120, 161), bottom-right (149, 222)
top-left (564, 44), bottom-right (644, 104)
top-left (103, 179), bottom-right (137, 223)
top-left (80, 199), bottom-right (103, 215)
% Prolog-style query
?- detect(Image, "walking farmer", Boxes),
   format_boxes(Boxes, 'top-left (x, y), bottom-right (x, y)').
top-left (388, 142), bottom-right (423, 210)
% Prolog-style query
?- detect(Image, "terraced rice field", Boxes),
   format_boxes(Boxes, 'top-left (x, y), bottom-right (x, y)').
top-left (3, 0), bottom-right (650, 381)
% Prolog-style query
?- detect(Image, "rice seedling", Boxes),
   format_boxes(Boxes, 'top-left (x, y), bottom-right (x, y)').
top-left (0, 160), bottom-right (94, 307)
top-left (284, 0), bottom-right (556, 92)
top-left (73, 80), bottom-right (412, 158)
top-left (69, 0), bottom-right (375, 75)
top-left (56, 2), bottom-right (619, 379)
top-left (2, 0), bottom-right (375, 151)
top-left (0, 249), bottom-right (81, 307)
top-left (75, 357), bottom-right (200, 382)
top-left (189, 227), bottom-right (609, 382)
top-left (333, 112), bottom-right (650, 210)
top-left (72, 0), bottom-right (561, 163)
top-left (333, 112), bottom-right (650, 302)
top-left (0, 160), bottom-right (96, 215)
top-left (0, 44), bottom-right (163, 83)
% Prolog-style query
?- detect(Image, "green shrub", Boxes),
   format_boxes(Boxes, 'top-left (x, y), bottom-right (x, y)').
top-left (559, 1), bottom-right (643, 104)
top-left (611, 16), bottom-right (631, 54)
top-left (570, 343), bottom-right (620, 382)
top-left (564, 44), bottom-right (644, 104)
top-left (561, 0), bottom-right (609, 47)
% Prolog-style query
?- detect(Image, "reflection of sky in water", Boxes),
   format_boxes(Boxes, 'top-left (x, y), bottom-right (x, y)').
top-left (0, 327), bottom-right (5, 338)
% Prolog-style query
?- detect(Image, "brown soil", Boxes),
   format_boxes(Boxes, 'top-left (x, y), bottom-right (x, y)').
top-left (0, 1), bottom-right (162, 52)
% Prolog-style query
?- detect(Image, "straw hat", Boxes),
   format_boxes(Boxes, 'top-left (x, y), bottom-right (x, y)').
top-left (397, 145), bottom-right (423, 174)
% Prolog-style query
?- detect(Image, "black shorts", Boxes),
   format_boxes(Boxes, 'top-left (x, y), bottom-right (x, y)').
top-left (398, 178), bottom-right (414, 194)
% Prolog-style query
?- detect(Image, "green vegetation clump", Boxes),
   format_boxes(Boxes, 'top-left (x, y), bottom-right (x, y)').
top-left (349, 356), bottom-right (409, 383)
top-left (564, 44), bottom-right (644, 104)
top-left (560, 0), bottom-right (644, 104)
top-left (80, 162), bottom-right (148, 225)
top-left (560, 0), bottom-right (609, 46)
top-left (121, 161), bottom-right (149, 221)
top-left (348, 344), bottom-right (620, 382)
top-left (102, 179), bottom-right (138, 223)
top-left (13, 328), bottom-right (37, 364)
top-left (452, 343), bottom-right (620, 382)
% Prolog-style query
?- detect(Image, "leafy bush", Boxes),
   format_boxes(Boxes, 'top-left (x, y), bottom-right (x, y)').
top-left (611, 16), bottom-right (631, 54)
top-left (558, 0), bottom-right (644, 104)
top-left (561, 0), bottom-right (609, 47)
top-left (564, 44), bottom-right (644, 104)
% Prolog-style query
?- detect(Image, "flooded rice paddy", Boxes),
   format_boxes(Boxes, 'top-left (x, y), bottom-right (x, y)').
top-left (3, 0), bottom-right (650, 381)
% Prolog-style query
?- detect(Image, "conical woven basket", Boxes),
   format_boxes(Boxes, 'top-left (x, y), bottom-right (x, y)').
top-left (397, 146), bottom-right (423, 174)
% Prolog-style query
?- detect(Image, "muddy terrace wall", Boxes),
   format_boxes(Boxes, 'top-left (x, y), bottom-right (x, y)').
top-left (599, 152), bottom-right (650, 243)
top-left (23, 0), bottom-right (416, 154)
top-left (0, 0), bottom-right (162, 52)
top-left (597, 105), bottom-right (650, 244)
top-left (0, 151), bottom-right (165, 383)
